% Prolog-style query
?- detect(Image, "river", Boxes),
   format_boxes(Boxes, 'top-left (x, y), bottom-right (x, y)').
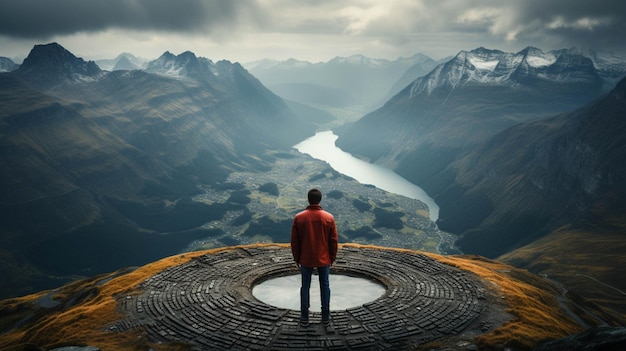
top-left (293, 131), bottom-right (439, 221)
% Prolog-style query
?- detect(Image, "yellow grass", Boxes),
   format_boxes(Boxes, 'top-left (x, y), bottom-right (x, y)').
top-left (422, 252), bottom-right (584, 349)
top-left (500, 227), bottom-right (626, 316)
top-left (0, 246), bottom-right (239, 351)
top-left (1, 243), bottom-right (583, 350)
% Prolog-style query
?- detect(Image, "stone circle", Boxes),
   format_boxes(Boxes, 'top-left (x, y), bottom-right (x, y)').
top-left (112, 246), bottom-right (487, 350)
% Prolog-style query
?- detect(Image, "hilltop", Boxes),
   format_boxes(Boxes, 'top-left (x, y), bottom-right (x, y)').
top-left (1, 244), bottom-right (624, 350)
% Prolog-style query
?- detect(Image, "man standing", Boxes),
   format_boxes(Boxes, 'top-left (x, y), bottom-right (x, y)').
top-left (291, 188), bottom-right (339, 327)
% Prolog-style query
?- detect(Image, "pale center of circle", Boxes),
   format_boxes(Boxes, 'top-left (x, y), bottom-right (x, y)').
top-left (252, 274), bottom-right (386, 312)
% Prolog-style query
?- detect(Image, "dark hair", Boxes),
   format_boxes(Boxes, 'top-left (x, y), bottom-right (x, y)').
top-left (307, 188), bottom-right (322, 204)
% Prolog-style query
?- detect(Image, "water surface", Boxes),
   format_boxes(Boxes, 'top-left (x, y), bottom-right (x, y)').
top-left (253, 274), bottom-right (386, 311)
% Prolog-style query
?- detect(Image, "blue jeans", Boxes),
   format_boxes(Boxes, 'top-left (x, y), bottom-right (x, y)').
top-left (300, 265), bottom-right (330, 321)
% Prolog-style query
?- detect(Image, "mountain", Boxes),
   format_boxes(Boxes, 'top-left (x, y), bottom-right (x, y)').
top-left (385, 54), bottom-right (447, 100)
top-left (112, 55), bottom-right (140, 71)
top-left (0, 43), bottom-right (313, 299)
top-left (0, 57), bottom-right (19, 72)
top-left (95, 52), bottom-right (146, 71)
top-left (16, 43), bottom-right (104, 84)
top-left (336, 47), bottom-right (624, 185)
top-left (245, 54), bottom-right (439, 111)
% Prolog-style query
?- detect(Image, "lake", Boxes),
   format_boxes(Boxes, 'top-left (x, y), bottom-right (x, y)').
top-left (294, 131), bottom-right (439, 221)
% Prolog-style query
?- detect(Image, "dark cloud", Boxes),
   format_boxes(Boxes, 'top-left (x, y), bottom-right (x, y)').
top-left (0, 0), bottom-right (256, 38)
top-left (499, 0), bottom-right (626, 52)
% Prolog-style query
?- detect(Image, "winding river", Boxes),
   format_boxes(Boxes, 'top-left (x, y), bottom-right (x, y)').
top-left (294, 131), bottom-right (439, 221)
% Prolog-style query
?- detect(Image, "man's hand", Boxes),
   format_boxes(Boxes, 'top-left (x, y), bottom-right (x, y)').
top-left (294, 262), bottom-right (301, 270)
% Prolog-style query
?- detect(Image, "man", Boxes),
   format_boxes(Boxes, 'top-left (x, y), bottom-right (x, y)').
top-left (290, 188), bottom-right (339, 327)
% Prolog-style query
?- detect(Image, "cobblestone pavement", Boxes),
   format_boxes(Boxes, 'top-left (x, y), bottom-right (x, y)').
top-left (112, 246), bottom-right (487, 350)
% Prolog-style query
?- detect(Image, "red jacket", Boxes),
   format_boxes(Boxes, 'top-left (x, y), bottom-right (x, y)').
top-left (291, 204), bottom-right (338, 267)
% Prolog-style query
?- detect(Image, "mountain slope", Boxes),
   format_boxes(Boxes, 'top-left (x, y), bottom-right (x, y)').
top-left (0, 43), bottom-right (313, 299)
top-left (434, 76), bottom-right (626, 257)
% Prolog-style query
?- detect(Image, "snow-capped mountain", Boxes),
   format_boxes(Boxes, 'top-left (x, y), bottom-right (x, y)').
top-left (408, 47), bottom-right (617, 97)
top-left (336, 46), bottom-right (626, 191)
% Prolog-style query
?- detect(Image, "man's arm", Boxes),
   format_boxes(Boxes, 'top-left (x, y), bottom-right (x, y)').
top-left (329, 220), bottom-right (339, 264)
top-left (290, 218), bottom-right (301, 268)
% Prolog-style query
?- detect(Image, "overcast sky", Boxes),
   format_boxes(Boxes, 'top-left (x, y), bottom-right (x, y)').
top-left (0, 0), bottom-right (624, 63)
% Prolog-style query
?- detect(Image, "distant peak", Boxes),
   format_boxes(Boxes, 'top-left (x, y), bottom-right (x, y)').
top-left (25, 42), bottom-right (77, 62)
top-left (19, 42), bottom-right (102, 79)
top-left (145, 50), bottom-right (219, 79)
top-left (179, 51), bottom-right (197, 59)
top-left (471, 47), bottom-right (504, 55)
top-left (158, 51), bottom-right (176, 60)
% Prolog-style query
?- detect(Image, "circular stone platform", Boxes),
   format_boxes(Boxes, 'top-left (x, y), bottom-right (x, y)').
top-left (113, 246), bottom-right (488, 350)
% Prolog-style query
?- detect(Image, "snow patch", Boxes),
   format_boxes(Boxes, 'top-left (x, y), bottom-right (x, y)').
top-left (468, 58), bottom-right (499, 71)
top-left (527, 55), bottom-right (556, 68)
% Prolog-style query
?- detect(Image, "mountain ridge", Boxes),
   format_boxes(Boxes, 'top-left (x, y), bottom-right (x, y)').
top-left (245, 53), bottom-right (440, 111)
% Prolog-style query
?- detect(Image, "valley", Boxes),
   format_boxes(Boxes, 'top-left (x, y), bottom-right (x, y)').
top-left (186, 150), bottom-right (455, 254)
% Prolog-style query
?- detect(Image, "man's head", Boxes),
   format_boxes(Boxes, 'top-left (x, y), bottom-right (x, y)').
top-left (307, 188), bottom-right (322, 204)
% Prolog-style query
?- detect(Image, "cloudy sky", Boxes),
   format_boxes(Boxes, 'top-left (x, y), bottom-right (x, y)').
top-left (0, 0), bottom-right (624, 63)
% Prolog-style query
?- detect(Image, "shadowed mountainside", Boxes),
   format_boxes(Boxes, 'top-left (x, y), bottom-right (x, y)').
top-left (433, 77), bottom-right (626, 257)
top-left (422, 76), bottom-right (626, 317)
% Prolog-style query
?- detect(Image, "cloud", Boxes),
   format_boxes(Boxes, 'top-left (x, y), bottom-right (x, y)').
top-left (253, 0), bottom-right (626, 53)
top-left (464, 0), bottom-right (626, 51)
top-left (0, 0), bottom-right (624, 62)
top-left (0, 0), bottom-right (259, 38)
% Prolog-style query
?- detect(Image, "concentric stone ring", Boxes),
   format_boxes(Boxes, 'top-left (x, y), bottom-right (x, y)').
top-left (114, 246), bottom-right (487, 350)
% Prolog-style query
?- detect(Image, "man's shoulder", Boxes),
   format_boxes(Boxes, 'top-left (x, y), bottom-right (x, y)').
top-left (294, 208), bottom-right (335, 219)
top-left (319, 209), bottom-right (336, 221)
top-left (321, 209), bottom-right (334, 217)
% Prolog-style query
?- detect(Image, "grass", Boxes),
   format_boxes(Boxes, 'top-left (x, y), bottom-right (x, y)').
top-left (499, 227), bottom-right (626, 317)
top-left (0, 248), bottom-right (213, 350)
top-left (425, 252), bottom-right (584, 349)
top-left (0, 243), bottom-right (588, 350)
